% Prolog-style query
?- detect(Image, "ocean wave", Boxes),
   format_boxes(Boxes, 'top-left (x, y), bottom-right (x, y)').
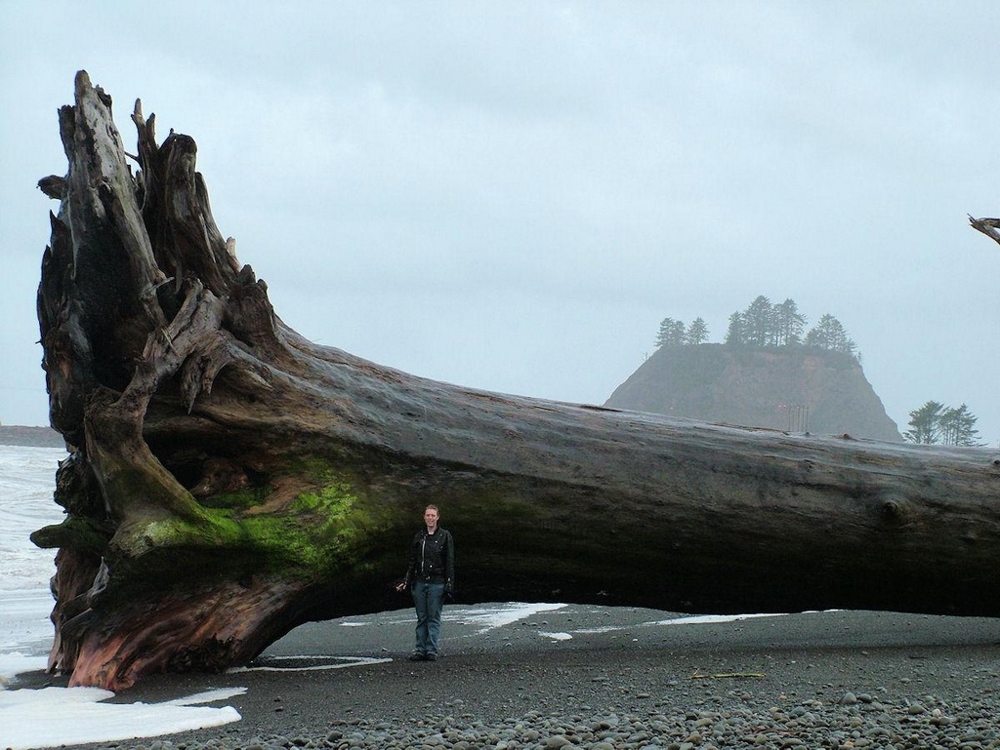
top-left (0, 446), bottom-right (66, 592)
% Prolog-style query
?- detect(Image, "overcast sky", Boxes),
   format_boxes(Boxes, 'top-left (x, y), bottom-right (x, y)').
top-left (3, 2), bottom-right (1000, 446)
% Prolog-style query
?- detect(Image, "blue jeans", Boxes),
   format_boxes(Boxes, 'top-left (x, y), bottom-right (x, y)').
top-left (411, 581), bottom-right (445, 656)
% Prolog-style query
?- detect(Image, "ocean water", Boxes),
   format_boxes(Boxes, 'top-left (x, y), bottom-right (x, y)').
top-left (0, 444), bottom-right (66, 653)
top-left (0, 442), bottom-right (249, 749)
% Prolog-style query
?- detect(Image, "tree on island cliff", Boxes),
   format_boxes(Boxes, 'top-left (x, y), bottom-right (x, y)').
top-left (685, 317), bottom-right (709, 345)
top-left (655, 317), bottom-right (686, 347)
top-left (906, 400), bottom-right (982, 447)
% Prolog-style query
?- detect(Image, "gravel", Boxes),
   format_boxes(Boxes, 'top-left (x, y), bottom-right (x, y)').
top-left (39, 608), bottom-right (1000, 749)
top-left (83, 689), bottom-right (1000, 749)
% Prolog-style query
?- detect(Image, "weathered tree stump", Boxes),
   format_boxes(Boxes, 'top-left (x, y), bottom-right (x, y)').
top-left (32, 71), bottom-right (1000, 690)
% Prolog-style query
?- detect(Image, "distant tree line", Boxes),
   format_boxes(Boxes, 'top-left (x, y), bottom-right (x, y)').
top-left (904, 401), bottom-right (982, 447)
top-left (655, 295), bottom-right (859, 360)
top-left (655, 316), bottom-right (709, 347)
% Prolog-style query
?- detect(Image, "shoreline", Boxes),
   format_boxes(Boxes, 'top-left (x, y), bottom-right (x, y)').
top-left (14, 606), bottom-right (1000, 749)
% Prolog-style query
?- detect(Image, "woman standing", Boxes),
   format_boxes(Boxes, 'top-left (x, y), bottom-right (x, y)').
top-left (397, 505), bottom-right (455, 661)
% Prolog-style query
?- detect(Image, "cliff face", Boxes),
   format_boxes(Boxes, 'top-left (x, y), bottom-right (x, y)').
top-left (604, 344), bottom-right (903, 442)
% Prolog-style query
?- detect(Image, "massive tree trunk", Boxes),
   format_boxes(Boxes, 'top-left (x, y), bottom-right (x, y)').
top-left (32, 71), bottom-right (1000, 691)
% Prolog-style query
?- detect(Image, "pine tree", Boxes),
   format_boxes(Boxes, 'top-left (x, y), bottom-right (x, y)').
top-left (939, 404), bottom-right (982, 447)
top-left (743, 295), bottom-right (773, 347)
top-left (904, 401), bottom-right (945, 444)
top-left (655, 318), bottom-right (686, 348)
top-left (724, 312), bottom-right (744, 345)
top-left (686, 317), bottom-right (709, 345)
top-left (805, 314), bottom-right (858, 357)
top-left (774, 298), bottom-right (807, 346)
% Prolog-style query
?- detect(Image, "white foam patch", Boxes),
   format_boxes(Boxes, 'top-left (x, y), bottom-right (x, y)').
top-left (0, 684), bottom-right (242, 750)
top-left (570, 625), bottom-right (620, 634)
top-left (653, 612), bottom-right (796, 626)
top-left (447, 602), bottom-right (567, 633)
top-left (570, 612), bottom-right (797, 636)
top-left (232, 655), bottom-right (391, 672)
top-left (0, 653), bottom-right (49, 685)
top-left (540, 631), bottom-right (573, 641)
top-left (160, 687), bottom-right (247, 706)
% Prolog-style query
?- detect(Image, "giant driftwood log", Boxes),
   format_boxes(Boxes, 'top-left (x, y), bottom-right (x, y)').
top-left (32, 72), bottom-right (1000, 691)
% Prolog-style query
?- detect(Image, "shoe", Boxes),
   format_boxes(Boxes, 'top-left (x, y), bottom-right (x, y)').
top-left (425, 652), bottom-right (437, 661)
top-left (408, 653), bottom-right (427, 661)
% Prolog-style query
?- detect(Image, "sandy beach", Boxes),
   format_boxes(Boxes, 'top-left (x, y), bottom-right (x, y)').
top-left (14, 605), bottom-right (1000, 748)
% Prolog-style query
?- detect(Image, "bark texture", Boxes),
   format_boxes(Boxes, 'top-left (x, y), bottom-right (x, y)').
top-left (32, 72), bottom-right (1000, 691)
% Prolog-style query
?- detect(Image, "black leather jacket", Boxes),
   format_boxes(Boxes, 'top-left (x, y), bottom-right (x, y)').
top-left (405, 527), bottom-right (455, 589)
